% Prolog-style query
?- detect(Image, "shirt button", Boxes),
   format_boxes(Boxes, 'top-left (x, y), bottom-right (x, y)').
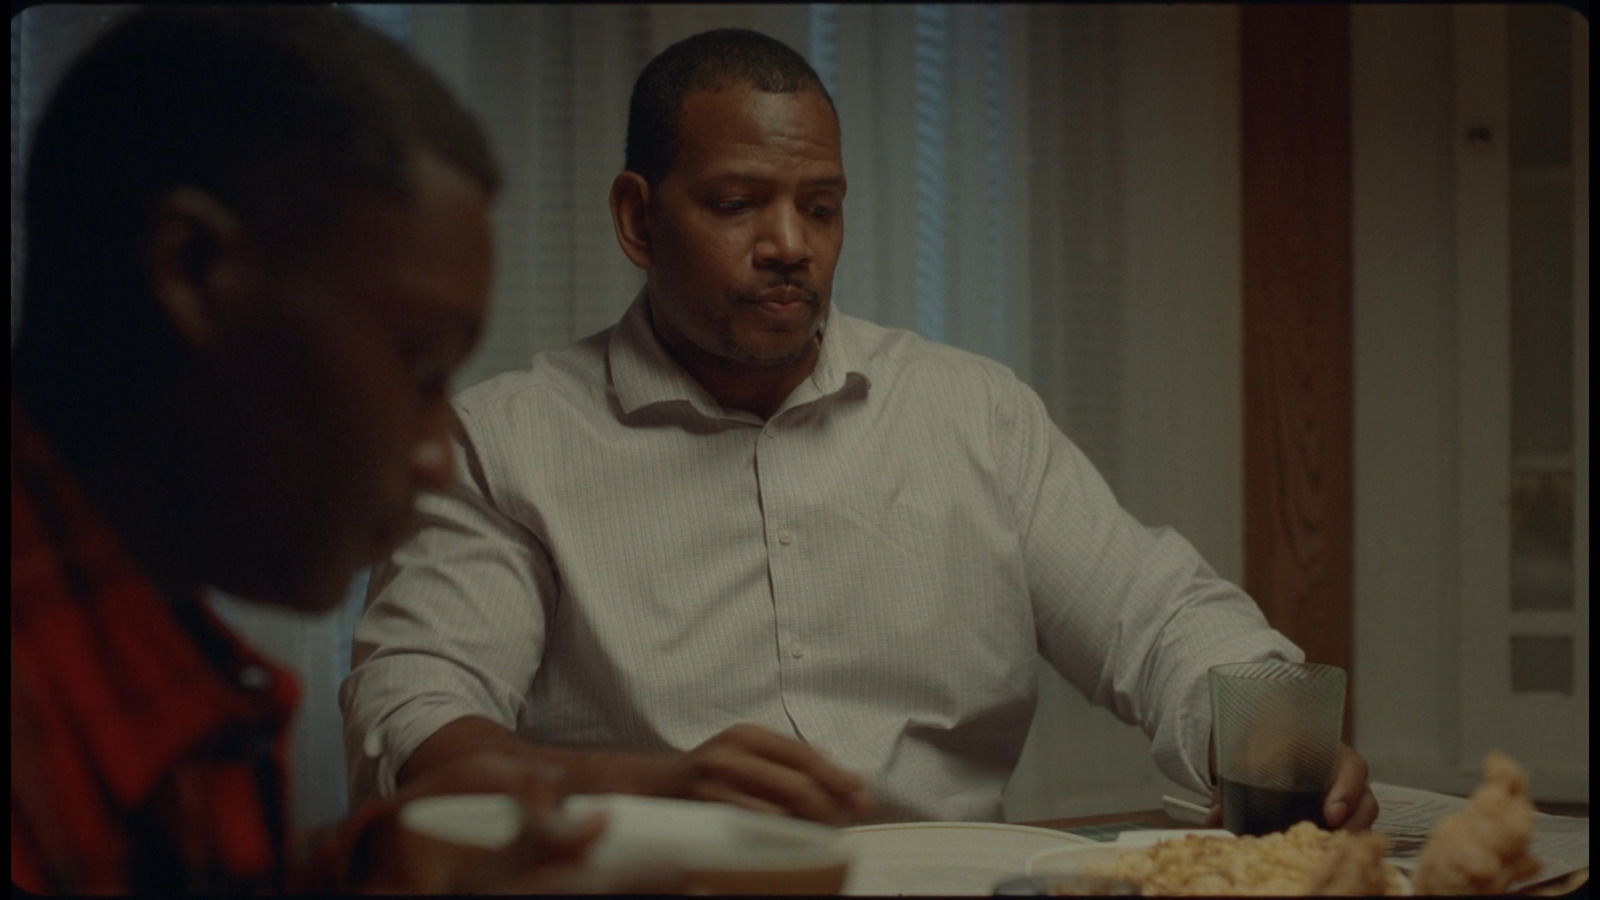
top-left (777, 529), bottom-right (794, 545)
top-left (790, 641), bottom-right (806, 659)
top-left (764, 429), bottom-right (778, 441)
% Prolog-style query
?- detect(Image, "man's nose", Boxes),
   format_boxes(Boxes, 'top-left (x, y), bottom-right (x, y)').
top-left (756, 204), bottom-right (809, 269)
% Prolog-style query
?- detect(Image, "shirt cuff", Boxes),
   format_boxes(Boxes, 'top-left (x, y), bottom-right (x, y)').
top-left (1153, 638), bottom-right (1304, 794)
top-left (355, 705), bottom-right (491, 803)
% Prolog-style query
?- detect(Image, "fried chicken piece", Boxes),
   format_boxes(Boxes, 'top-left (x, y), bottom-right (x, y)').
top-left (1414, 752), bottom-right (1542, 894)
top-left (1307, 831), bottom-right (1391, 895)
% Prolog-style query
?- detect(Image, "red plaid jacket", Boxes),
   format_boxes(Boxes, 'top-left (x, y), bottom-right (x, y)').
top-left (11, 400), bottom-right (379, 894)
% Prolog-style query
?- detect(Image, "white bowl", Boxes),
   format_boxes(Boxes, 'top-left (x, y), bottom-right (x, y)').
top-left (564, 794), bottom-right (852, 894)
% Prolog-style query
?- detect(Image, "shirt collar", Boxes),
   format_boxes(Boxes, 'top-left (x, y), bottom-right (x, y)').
top-left (608, 289), bottom-right (869, 420)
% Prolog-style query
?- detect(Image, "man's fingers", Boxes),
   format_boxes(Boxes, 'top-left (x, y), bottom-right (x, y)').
top-left (1320, 743), bottom-right (1378, 831)
top-left (717, 724), bottom-right (868, 801)
top-left (1345, 787), bottom-right (1380, 832)
top-left (1330, 744), bottom-right (1370, 795)
top-left (694, 742), bottom-right (856, 823)
top-left (1324, 744), bottom-right (1373, 829)
top-left (694, 781), bottom-right (794, 819)
top-left (685, 724), bottom-right (875, 822)
top-left (1204, 744), bottom-right (1377, 834)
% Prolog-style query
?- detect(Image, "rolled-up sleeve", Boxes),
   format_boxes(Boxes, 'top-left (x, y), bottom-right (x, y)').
top-left (339, 407), bottom-right (554, 806)
top-left (998, 377), bottom-right (1303, 796)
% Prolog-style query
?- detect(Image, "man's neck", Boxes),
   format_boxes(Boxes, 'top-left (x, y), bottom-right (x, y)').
top-left (646, 309), bottom-right (822, 422)
top-left (686, 339), bottom-right (821, 421)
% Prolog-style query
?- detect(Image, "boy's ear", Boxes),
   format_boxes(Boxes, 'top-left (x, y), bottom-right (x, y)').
top-left (146, 187), bottom-right (253, 350)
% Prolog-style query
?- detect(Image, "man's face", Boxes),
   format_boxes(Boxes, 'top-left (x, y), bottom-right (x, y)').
top-left (645, 84), bottom-right (845, 373)
top-left (202, 154), bottom-right (493, 613)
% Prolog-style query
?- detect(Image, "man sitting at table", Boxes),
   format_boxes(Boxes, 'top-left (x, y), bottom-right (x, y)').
top-left (341, 27), bottom-right (1380, 831)
top-left (9, 7), bottom-right (675, 893)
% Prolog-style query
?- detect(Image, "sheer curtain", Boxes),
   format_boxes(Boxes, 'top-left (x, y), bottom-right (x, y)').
top-left (11, 3), bottom-right (1246, 828)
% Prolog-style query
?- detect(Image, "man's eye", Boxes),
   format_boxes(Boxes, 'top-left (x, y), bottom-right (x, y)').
top-left (713, 198), bottom-right (749, 213)
top-left (811, 204), bottom-right (839, 220)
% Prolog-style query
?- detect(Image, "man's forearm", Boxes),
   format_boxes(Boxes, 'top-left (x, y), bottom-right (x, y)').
top-left (398, 715), bottom-right (680, 799)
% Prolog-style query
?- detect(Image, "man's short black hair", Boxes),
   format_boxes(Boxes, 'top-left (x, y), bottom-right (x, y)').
top-left (625, 28), bottom-right (837, 187)
top-left (17, 5), bottom-right (499, 344)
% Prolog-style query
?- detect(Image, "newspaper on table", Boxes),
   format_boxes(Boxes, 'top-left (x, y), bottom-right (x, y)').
top-left (1371, 781), bottom-right (1590, 891)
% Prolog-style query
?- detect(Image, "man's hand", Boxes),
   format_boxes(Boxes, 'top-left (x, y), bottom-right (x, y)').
top-left (1322, 743), bottom-right (1379, 831)
top-left (397, 716), bottom-right (874, 829)
top-left (358, 750), bottom-right (683, 894)
top-left (661, 723), bottom-right (876, 825)
top-left (1204, 742), bottom-right (1379, 832)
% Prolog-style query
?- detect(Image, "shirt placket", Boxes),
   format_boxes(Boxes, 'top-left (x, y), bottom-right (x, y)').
top-left (754, 416), bottom-right (812, 734)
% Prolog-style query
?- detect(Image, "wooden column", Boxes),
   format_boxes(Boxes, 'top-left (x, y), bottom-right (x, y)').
top-left (1240, 6), bottom-right (1355, 705)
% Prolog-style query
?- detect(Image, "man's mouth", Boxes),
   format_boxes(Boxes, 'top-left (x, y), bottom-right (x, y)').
top-left (743, 283), bottom-right (820, 319)
top-left (752, 284), bottom-right (815, 304)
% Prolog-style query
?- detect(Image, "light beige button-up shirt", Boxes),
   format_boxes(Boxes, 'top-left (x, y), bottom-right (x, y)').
top-left (341, 293), bottom-right (1301, 820)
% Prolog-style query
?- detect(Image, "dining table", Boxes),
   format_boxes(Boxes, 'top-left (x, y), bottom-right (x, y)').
top-left (1007, 808), bottom-right (1590, 897)
top-left (1022, 807), bottom-right (1188, 832)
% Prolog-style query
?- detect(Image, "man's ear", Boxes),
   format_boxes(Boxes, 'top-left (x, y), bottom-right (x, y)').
top-left (609, 171), bottom-right (653, 271)
top-left (146, 187), bottom-right (252, 350)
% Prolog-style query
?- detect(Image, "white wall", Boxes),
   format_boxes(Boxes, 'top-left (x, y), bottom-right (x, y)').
top-left (1349, 5), bottom-right (1464, 786)
top-left (1352, 5), bottom-right (1589, 802)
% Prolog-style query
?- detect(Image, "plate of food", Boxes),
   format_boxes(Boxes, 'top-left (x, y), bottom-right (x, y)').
top-left (1027, 822), bottom-right (1413, 896)
top-left (843, 822), bottom-right (1096, 895)
top-left (1020, 751), bottom-right (1553, 896)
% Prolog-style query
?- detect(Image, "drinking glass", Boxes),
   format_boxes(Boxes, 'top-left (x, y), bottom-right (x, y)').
top-left (1209, 661), bottom-right (1347, 836)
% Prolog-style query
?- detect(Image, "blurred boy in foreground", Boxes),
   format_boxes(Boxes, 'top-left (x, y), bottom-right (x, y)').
top-left (10, 7), bottom-right (659, 893)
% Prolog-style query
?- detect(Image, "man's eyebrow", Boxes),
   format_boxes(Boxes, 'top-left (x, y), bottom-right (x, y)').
top-left (801, 175), bottom-right (847, 190)
top-left (700, 172), bottom-right (847, 190)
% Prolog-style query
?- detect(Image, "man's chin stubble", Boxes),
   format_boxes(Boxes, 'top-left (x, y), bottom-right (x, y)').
top-left (721, 331), bottom-right (822, 368)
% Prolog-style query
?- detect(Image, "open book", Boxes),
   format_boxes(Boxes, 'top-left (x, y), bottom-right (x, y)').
top-left (1371, 781), bottom-right (1589, 892)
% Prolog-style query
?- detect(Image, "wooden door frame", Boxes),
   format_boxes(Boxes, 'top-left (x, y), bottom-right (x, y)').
top-left (1239, 6), bottom-right (1356, 735)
